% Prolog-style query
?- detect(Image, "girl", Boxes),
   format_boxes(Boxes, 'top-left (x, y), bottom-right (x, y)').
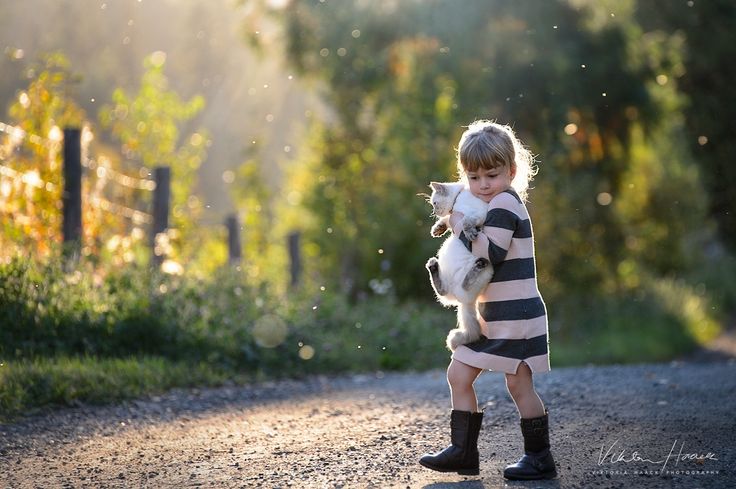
top-left (419, 120), bottom-right (556, 480)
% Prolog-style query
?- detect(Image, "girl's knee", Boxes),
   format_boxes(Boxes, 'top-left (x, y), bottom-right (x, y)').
top-left (505, 362), bottom-right (533, 396)
top-left (447, 360), bottom-right (480, 390)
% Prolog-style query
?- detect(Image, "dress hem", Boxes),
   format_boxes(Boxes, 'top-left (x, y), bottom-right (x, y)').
top-left (452, 346), bottom-right (550, 374)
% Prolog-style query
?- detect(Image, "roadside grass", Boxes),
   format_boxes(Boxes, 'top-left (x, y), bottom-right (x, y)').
top-left (550, 275), bottom-right (724, 367)
top-left (0, 356), bottom-right (233, 418)
top-left (0, 256), bottom-right (729, 421)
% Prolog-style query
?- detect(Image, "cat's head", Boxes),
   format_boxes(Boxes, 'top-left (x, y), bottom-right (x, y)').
top-left (428, 181), bottom-right (461, 217)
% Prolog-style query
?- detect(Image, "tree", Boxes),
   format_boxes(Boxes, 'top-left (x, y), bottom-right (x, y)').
top-left (635, 0), bottom-right (736, 252)
top-left (0, 53), bottom-right (86, 260)
top-left (99, 52), bottom-right (209, 269)
top-left (252, 0), bottom-right (713, 304)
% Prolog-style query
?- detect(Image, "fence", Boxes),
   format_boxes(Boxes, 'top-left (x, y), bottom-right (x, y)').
top-left (0, 122), bottom-right (302, 284)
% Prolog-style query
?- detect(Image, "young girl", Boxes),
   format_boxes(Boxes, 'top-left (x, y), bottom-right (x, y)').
top-left (419, 120), bottom-right (556, 480)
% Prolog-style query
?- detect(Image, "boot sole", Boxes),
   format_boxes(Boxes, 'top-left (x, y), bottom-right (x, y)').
top-left (418, 460), bottom-right (479, 476)
top-left (503, 470), bottom-right (557, 480)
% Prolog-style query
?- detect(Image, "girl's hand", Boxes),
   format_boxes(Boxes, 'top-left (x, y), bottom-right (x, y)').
top-left (449, 211), bottom-right (465, 236)
top-left (451, 211), bottom-right (481, 240)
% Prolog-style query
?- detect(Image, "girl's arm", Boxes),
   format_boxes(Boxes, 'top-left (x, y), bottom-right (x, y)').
top-left (450, 195), bottom-right (517, 265)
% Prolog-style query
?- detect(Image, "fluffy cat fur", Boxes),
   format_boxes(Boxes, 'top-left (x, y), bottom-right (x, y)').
top-left (425, 181), bottom-right (494, 351)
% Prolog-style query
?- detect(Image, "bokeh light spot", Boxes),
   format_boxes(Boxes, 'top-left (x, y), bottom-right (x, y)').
top-left (299, 345), bottom-right (315, 360)
top-left (252, 314), bottom-right (288, 348)
top-left (597, 192), bottom-right (613, 206)
top-left (150, 50), bottom-right (167, 67)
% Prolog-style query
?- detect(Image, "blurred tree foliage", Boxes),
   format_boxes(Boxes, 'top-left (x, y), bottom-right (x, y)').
top-left (228, 153), bottom-right (281, 285)
top-left (99, 53), bottom-right (209, 268)
top-left (0, 53), bottom-right (168, 268)
top-left (0, 0), bottom-right (316, 219)
top-left (0, 54), bottom-right (88, 258)
top-left (634, 0), bottom-right (736, 251)
top-left (252, 0), bottom-right (717, 304)
top-left (1, 52), bottom-right (212, 273)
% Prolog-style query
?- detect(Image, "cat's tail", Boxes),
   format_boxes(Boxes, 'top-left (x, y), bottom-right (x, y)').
top-left (446, 302), bottom-right (483, 351)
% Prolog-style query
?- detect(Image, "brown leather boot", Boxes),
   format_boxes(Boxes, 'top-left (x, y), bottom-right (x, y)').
top-left (503, 409), bottom-right (557, 480)
top-left (419, 410), bottom-right (484, 475)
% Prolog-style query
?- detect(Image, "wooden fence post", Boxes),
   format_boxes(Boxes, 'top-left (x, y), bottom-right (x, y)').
top-left (225, 213), bottom-right (242, 265)
top-left (150, 166), bottom-right (171, 268)
top-left (62, 128), bottom-right (82, 266)
top-left (288, 231), bottom-right (302, 288)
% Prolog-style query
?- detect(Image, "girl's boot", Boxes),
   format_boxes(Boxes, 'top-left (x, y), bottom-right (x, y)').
top-left (503, 409), bottom-right (557, 480)
top-left (419, 410), bottom-right (484, 475)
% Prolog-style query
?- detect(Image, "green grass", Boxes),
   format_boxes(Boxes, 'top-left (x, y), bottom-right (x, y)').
top-left (0, 356), bottom-right (232, 420)
top-left (0, 255), bottom-right (730, 421)
top-left (549, 276), bottom-right (723, 367)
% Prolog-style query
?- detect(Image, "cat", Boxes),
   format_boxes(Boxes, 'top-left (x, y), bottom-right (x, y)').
top-left (425, 181), bottom-right (494, 351)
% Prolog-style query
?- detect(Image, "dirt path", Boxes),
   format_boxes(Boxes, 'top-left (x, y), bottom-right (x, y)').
top-left (1, 349), bottom-right (734, 489)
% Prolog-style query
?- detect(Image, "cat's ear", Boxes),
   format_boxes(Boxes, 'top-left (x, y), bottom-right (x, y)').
top-left (429, 181), bottom-right (446, 194)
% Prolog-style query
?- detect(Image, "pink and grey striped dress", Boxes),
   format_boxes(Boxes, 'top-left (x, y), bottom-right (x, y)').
top-left (451, 188), bottom-right (551, 374)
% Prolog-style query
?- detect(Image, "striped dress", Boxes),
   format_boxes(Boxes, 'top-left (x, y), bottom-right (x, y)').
top-left (451, 188), bottom-right (551, 375)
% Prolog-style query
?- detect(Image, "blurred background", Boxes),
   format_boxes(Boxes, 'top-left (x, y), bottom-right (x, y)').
top-left (1, 0), bottom-right (735, 416)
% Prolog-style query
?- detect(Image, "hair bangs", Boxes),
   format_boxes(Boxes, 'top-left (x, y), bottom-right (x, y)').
top-left (459, 133), bottom-right (507, 172)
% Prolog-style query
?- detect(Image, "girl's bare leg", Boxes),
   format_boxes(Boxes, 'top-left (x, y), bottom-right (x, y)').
top-left (447, 359), bottom-right (483, 412)
top-left (419, 358), bottom-right (484, 474)
top-left (504, 361), bottom-right (545, 418)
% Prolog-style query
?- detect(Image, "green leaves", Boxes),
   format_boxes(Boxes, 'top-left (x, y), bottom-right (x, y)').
top-left (267, 0), bottom-right (717, 306)
top-left (99, 52), bottom-right (209, 266)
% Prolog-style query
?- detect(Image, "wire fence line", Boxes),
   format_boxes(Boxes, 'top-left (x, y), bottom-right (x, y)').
top-left (0, 121), bottom-right (256, 273)
top-left (1, 120), bottom-right (154, 189)
top-left (83, 156), bottom-right (156, 191)
top-left (88, 195), bottom-right (153, 225)
top-left (0, 158), bottom-right (155, 225)
top-left (0, 121), bottom-right (155, 227)
top-left (0, 122), bottom-right (173, 267)
top-left (0, 120), bottom-right (56, 149)
top-left (0, 161), bottom-right (59, 192)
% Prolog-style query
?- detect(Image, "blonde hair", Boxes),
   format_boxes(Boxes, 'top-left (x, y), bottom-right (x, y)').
top-left (456, 120), bottom-right (537, 202)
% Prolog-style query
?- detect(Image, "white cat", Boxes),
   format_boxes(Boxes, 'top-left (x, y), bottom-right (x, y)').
top-left (425, 181), bottom-right (494, 351)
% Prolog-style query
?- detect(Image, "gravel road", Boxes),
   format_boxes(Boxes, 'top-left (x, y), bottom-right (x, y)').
top-left (1, 351), bottom-right (734, 488)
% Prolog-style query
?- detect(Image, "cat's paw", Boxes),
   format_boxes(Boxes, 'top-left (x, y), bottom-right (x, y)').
top-left (474, 257), bottom-right (490, 270)
top-left (462, 224), bottom-right (481, 241)
top-left (431, 221), bottom-right (448, 237)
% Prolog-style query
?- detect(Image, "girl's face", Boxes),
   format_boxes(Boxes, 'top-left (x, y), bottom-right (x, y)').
top-left (465, 164), bottom-right (515, 203)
